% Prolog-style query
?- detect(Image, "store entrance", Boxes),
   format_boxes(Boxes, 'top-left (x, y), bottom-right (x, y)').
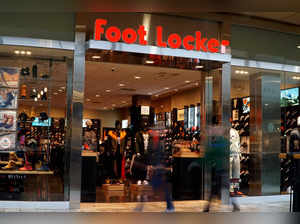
top-left (80, 49), bottom-right (225, 205)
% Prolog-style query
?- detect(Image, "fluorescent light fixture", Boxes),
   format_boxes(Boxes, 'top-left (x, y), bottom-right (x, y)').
top-left (292, 76), bottom-right (300, 80)
top-left (92, 55), bottom-right (101, 59)
top-left (134, 76), bottom-right (141, 79)
top-left (195, 65), bottom-right (204, 69)
top-left (145, 60), bottom-right (154, 64)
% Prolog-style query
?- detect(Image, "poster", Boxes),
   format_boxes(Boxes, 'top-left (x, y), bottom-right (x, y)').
top-left (0, 88), bottom-right (18, 109)
top-left (0, 110), bottom-right (17, 131)
top-left (0, 67), bottom-right (19, 88)
top-left (177, 109), bottom-right (184, 121)
top-left (0, 133), bottom-right (16, 150)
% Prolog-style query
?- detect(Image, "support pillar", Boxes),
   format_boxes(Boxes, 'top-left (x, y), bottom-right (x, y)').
top-left (249, 73), bottom-right (281, 195)
top-left (67, 25), bottom-right (86, 209)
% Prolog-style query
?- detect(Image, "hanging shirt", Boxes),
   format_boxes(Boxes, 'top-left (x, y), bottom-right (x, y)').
top-left (143, 133), bottom-right (149, 152)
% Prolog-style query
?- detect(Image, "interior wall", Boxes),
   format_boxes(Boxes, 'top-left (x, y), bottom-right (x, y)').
top-left (18, 105), bottom-right (122, 129)
top-left (171, 88), bottom-right (201, 109)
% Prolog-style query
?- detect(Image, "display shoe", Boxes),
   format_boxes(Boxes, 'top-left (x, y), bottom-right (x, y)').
top-left (20, 68), bottom-right (26, 76)
top-left (1, 161), bottom-right (17, 170)
top-left (20, 84), bottom-right (27, 98)
top-left (36, 163), bottom-right (49, 171)
top-left (24, 67), bottom-right (30, 76)
top-left (105, 179), bottom-right (111, 184)
top-left (19, 162), bottom-right (32, 171)
top-left (30, 89), bottom-right (37, 99)
top-left (143, 180), bottom-right (149, 185)
top-left (41, 74), bottom-right (50, 79)
top-left (137, 180), bottom-right (142, 185)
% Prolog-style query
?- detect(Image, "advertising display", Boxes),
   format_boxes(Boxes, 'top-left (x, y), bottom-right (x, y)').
top-left (280, 88), bottom-right (299, 107)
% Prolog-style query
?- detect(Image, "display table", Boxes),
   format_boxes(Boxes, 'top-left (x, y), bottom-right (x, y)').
top-left (130, 184), bottom-right (152, 192)
top-left (81, 151), bottom-right (97, 202)
top-left (0, 170), bottom-right (53, 175)
top-left (102, 184), bottom-right (125, 191)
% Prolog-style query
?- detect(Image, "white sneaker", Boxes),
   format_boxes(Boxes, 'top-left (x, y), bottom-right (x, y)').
top-left (143, 180), bottom-right (149, 185)
top-left (137, 180), bottom-right (142, 185)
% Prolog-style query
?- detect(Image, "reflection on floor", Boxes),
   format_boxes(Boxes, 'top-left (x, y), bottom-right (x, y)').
top-left (81, 195), bottom-right (290, 212)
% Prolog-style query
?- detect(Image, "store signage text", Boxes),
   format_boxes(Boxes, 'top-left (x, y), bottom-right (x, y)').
top-left (94, 19), bottom-right (229, 53)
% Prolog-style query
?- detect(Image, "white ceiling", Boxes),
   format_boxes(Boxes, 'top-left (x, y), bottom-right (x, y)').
top-left (84, 61), bottom-right (203, 110)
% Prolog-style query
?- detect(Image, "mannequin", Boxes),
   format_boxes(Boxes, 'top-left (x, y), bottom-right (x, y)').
top-left (134, 122), bottom-right (152, 185)
top-left (83, 119), bottom-right (97, 151)
top-left (107, 120), bottom-right (127, 183)
top-left (230, 128), bottom-right (241, 194)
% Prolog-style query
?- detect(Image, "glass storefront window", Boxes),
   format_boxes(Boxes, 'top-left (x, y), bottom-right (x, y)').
top-left (0, 46), bottom-right (71, 201)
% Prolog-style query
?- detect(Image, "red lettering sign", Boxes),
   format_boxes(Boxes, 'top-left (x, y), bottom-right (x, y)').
top-left (94, 18), bottom-right (229, 53)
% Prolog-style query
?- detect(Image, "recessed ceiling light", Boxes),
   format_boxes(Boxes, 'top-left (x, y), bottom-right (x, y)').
top-left (96, 94), bottom-right (100, 97)
top-left (195, 82), bottom-right (199, 86)
top-left (105, 89), bottom-right (111, 92)
top-left (145, 60), bottom-right (154, 64)
top-left (92, 55), bottom-right (101, 59)
top-left (26, 51), bottom-right (31, 55)
top-left (134, 76), bottom-right (141, 79)
top-left (119, 83), bottom-right (125, 87)
top-left (20, 51), bottom-right (26, 55)
top-left (185, 80), bottom-right (191, 83)
top-left (164, 87), bottom-right (169, 90)
top-left (14, 50), bottom-right (20, 54)
top-left (292, 76), bottom-right (300, 80)
top-left (195, 65), bottom-right (204, 69)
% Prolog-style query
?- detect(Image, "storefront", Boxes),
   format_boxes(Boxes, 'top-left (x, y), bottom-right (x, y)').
top-left (0, 13), bottom-right (299, 211)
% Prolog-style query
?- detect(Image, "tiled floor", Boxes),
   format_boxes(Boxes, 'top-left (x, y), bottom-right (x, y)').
top-left (0, 195), bottom-right (290, 212)
top-left (80, 195), bottom-right (290, 212)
